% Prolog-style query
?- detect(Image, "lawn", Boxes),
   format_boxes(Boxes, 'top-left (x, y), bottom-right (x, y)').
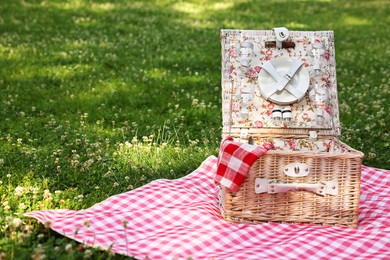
top-left (0, 0), bottom-right (389, 258)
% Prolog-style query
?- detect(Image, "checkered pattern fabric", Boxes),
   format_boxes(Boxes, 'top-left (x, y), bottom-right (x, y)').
top-left (215, 136), bottom-right (272, 192)
top-left (25, 156), bottom-right (390, 260)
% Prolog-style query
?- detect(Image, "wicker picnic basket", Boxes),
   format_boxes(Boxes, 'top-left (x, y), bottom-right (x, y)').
top-left (218, 28), bottom-right (364, 228)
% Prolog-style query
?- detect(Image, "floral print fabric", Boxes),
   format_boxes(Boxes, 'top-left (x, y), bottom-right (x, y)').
top-left (221, 30), bottom-right (341, 136)
top-left (252, 137), bottom-right (348, 153)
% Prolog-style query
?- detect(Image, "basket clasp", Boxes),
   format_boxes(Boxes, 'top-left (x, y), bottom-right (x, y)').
top-left (283, 163), bottom-right (310, 177)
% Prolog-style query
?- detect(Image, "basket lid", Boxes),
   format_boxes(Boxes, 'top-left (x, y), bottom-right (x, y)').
top-left (221, 29), bottom-right (341, 138)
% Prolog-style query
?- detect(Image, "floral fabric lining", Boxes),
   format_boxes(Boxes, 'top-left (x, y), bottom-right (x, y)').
top-left (252, 137), bottom-right (348, 154)
top-left (221, 30), bottom-right (341, 136)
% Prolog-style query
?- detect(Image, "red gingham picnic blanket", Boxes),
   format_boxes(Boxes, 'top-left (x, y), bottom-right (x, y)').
top-left (25, 156), bottom-right (390, 260)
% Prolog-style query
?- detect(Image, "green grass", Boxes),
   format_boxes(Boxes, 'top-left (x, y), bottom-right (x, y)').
top-left (0, 0), bottom-right (389, 258)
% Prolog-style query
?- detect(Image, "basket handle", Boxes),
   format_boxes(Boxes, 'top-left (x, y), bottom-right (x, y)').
top-left (255, 178), bottom-right (338, 196)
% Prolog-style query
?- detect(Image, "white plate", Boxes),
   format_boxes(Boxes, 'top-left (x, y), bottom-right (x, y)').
top-left (258, 57), bottom-right (310, 105)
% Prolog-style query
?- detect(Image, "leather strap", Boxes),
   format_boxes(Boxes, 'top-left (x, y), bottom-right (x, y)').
top-left (261, 61), bottom-right (283, 99)
top-left (275, 59), bottom-right (304, 91)
top-left (255, 178), bottom-right (338, 196)
top-left (261, 59), bottom-right (304, 100)
top-left (273, 27), bottom-right (289, 49)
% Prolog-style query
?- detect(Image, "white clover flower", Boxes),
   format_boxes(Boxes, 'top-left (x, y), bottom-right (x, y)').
top-left (43, 189), bottom-right (52, 199)
top-left (19, 203), bottom-right (27, 209)
top-left (368, 152), bottom-right (377, 160)
top-left (84, 249), bottom-right (93, 258)
top-left (25, 225), bottom-right (34, 233)
top-left (15, 186), bottom-right (24, 197)
top-left (44, 220), bottom-right (51, 228)
top-left (65, 243), bottom-right (73, 253)
top-left (32, 246), bottom-right (45, 260)
top-left (11, 217), bottom-right (23, 228)
top-left (192, 99), bottom-right (199, 106)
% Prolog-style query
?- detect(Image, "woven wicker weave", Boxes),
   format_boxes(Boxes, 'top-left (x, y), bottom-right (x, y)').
top-left (219, 29), bottom-right (364, 228)
top-left (219, 143), bottom-right (363, 228)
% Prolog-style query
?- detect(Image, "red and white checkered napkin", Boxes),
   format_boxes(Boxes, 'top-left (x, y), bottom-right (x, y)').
top-left (25, 157), bottom-right (390, 260)
top-left (215, 136), bottom-right (272, 192)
